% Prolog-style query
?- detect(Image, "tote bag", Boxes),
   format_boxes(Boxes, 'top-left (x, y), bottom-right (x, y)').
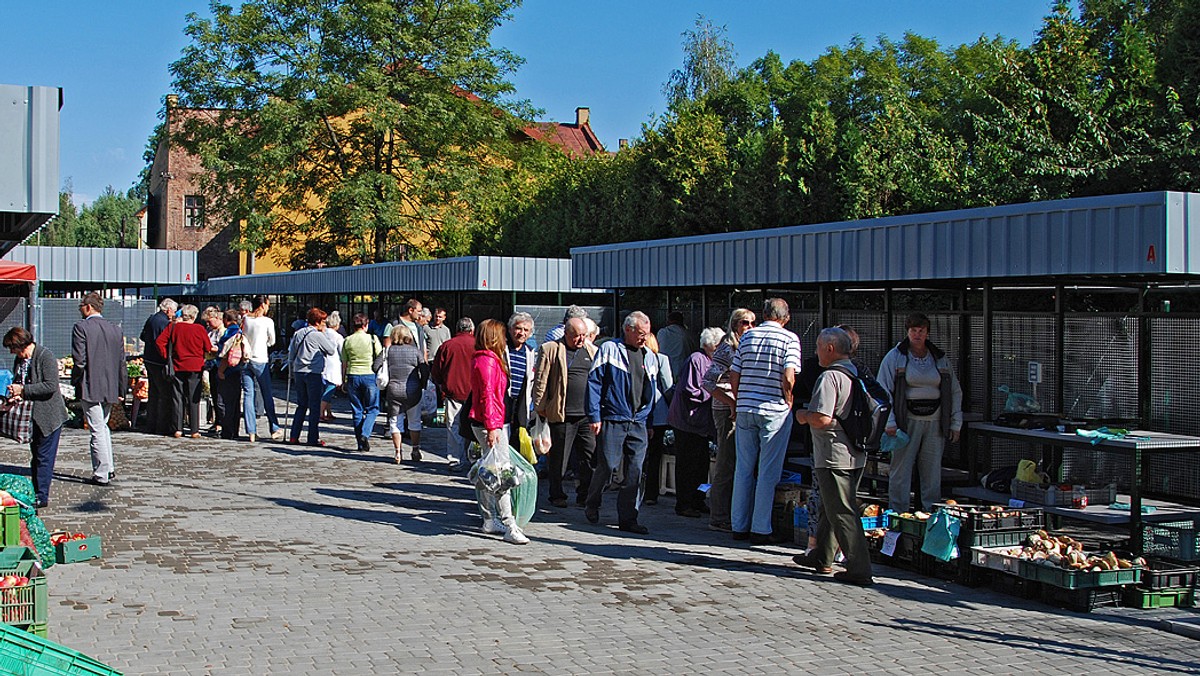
top-left (0, 400), bottom-right (33, 444)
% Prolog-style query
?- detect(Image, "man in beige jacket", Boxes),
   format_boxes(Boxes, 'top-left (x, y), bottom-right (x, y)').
top-left (532, 318), bottom-right (598, 508)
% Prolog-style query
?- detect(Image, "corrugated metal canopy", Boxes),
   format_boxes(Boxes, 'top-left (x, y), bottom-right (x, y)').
top-left (183, 256), bottom-right (605, 296)
top-left (571, 191), bottom-right (1200, 288)
top-left (0, 85), bottom-right (61, 256)
top-left (4, 246), bottom-right (197, 286)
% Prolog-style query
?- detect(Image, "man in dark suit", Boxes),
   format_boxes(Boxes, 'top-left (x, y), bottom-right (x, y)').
top-left (139, 298), bottom-right (176, 435)
top-left (73, 293), bottom-right (126, 486)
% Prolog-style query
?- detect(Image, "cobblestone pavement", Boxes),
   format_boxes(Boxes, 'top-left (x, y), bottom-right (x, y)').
top-left (6, 396), bottom-right (1200, 675)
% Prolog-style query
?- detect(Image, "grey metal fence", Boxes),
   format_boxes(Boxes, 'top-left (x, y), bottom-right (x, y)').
top-left (35, 298), bottom-right (158, 358)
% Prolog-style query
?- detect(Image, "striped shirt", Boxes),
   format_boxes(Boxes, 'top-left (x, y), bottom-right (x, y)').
top-left (508, 347), bottom-right (528, 398)
top-left (730, 321), bottom-right (802, 414)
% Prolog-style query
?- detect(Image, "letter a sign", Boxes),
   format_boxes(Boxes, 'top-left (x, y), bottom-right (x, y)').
top-left (1147, 245), bottom-right (1156, 263)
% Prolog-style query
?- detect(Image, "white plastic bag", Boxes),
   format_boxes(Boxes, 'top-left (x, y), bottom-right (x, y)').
top-left (471, 437), bottom-right (517, 494)
top-left (530, 416), bottom-right (552, 455)
top-left (420, 382), bottom-right (437, 416)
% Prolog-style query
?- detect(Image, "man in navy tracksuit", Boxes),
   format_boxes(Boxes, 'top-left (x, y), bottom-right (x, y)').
top-left (584, 311), bottom-right (660, 535)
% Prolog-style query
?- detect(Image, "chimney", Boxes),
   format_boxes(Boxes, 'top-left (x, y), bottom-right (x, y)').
top-left (618, 139), bottom-right (629, 150)
top-left (575, 107), bottom-right (590, 127)
top-left (166, 94), bottom-right (179, 108)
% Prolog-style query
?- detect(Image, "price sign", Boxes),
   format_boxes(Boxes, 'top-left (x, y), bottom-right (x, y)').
top-left (881, 530), bottom-right (901, 557)
top-left (1028, 361), bottom-right (1043, 384)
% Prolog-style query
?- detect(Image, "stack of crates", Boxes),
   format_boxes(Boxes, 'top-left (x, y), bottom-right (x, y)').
top-left (940, 503), bottom-right (1045, 587)
top-left (0, 505), bottom-right (47, 638)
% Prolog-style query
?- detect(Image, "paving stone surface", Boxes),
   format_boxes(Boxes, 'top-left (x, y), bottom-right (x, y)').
top-left (7, 394), bottom-right (1200, 675)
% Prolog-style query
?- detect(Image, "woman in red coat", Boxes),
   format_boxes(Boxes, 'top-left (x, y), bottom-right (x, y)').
top-left (158, 304), bottom-right (214, 438)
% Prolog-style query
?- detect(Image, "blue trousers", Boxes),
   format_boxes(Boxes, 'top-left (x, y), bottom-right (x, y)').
top-left (346, 374), bottom-right (380, 441)
top-left (289, 372), bottom-right (325, 444)
top-left (242, 361), bottom-right (282, 437)
top-left (732, 410), bottom-right (792, 535)
top-left (585, 420), bottom-right (647, 526)
top-left (30, 424), bottom-right (62, 504)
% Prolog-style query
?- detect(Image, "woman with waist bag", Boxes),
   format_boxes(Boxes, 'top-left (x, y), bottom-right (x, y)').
top-left (876, 313), bottom-right (963, 513)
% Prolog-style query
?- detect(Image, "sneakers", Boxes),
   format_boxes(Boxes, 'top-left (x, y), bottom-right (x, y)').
top-left (481, 519), bottom-right (505, 535)
top-left (503, 527), bottom-right (530, 545)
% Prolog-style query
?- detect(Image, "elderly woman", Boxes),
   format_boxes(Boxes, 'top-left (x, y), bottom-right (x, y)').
top-left (201, 306), bottom-right (225, 434)
top-left (385, 323), bottom-right (425, 463)
top-left (877, 312), bottom-right (964, 513)
top-left (216, 309), bottom-right (246, 440)
top-left (667, 327), bottom-right (725, 517)
top-left (157, 304), bottom-right (213, 438)
top-left (641, 333), bottom-right (673, 506)
top-left (320, 311), bottom-right (345, 423)
top-left (700, 308), bottom-right (755, 532)
top-left (288, 307), bottom-right (337, 446)
top-left (3, 327), bottom-right (67, 509)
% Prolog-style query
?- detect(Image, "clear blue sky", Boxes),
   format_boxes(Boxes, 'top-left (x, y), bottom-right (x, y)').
top-left (0, 0), bottom-right (1055, 207)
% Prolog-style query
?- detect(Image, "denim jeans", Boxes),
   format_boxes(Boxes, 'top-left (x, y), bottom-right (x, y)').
top-left (30, 425), bottom-right (62, 504)
top-left (242, 361), bottom-right (282, 437)
top-left (346, 374), bottom-right (380, 441)
top-left (289, 371), bottom-right (326, 444)
top-left (732, 409), bottom-right (792, 535)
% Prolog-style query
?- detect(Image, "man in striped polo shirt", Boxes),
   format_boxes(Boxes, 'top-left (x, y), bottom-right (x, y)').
top-left (728, 298), bottom-right (802, 544)
top-left (505, 312), bottom-right (537, 452)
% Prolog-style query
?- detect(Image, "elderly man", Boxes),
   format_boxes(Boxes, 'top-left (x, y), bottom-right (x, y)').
top-left (431, 316), bottom-right (475, 470)
top-left (544, 305), bottom-right (588, 345)
top-left (532, 317), bottom-right (598, 508)
top-left (505, 312), bottom-right (537, 451)
top-left (584, 311), bottom-right (660, 535)
top-left (728, 298), bottom-right (802, 544)
top-left (139, 297), bottom-right (178, 435)
top-left (793, 327), bottom-right (874, 586)
top-left (73, 293), bottom-right (127, 485)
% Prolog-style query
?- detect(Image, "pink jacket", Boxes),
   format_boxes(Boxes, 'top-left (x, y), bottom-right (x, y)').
top-left (470, 350), bottom-right (508, 431)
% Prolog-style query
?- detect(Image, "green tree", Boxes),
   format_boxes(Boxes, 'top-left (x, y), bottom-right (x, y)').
top-left (38, 187), bottom-right (80, 247)
top-left (663, 15), bottom-right (737, 112)
top-left (169, 0), bottom-right (530, 268)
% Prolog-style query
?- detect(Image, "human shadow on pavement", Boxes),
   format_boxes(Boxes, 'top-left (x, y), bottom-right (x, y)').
top-left (265, 481), bottom-right (487, 539)
top-left (864, 617), bottom-right (1199, 674)
top-left (266, 444), bottom-right (398, 465)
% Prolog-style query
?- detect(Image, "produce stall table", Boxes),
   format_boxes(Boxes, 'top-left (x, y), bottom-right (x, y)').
top-left (965, 422), bottom-right (1200, 554)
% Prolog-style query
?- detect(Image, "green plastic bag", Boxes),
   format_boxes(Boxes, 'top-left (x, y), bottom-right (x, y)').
top-left (920, 510), bottom-right (960, 562)
top-left (507, 446), bottom-right (538, 527)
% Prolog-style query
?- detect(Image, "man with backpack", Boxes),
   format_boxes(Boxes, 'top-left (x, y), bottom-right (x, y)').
top-left (792, 327), bottom-right (874, 587)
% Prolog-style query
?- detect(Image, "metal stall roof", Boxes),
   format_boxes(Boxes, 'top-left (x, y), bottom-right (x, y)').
top-left (4, 245), bottom-right (198, 286)
top-left (570, 191), bottom-right (1200, 289)
top-left (0, 85), bottom-right (61, 255)
top-left (175, 256), bottom-right (606, 296)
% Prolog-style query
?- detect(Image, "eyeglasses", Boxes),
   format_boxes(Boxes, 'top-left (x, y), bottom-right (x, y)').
top-left (739, 320), bottom-right (754, 326)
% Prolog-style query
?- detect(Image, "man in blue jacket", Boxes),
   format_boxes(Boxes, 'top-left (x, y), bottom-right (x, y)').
top-left (584, 311), bottom-right (659, 535)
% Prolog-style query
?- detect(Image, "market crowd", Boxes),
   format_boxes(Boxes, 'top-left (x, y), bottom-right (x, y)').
top-left (17, 295), bottom-right (963, 583)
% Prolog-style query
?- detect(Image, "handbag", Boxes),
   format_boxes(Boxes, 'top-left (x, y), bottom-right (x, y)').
top-left (164, 326), bottom-right (176, 378)
top-left (0, 399), bottom-right (33, 444)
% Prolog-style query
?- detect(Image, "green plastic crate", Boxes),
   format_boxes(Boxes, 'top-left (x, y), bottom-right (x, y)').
top-left (25, 624), bottom-right (46, 640)
top-left (0, 559), bottom-right (47, 627)
top-left (1018, 559), bottom-right (1141, 589)
top-left (53, 536), bottom-right (102, 565)
top-left (960, 529), bottom-right (1028, 550)
top-left (1122, 587), bottom-right (1195, 609)
top-left (0, 622), bottom-right (120, 675)
top-left (0, 506), bottom-right (18, 548)
top-left (887, 513), bottom-right (928, 539)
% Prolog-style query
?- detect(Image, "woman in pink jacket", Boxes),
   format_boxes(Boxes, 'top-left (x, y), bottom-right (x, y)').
top-left (468, 319), bottom-right (528, 545)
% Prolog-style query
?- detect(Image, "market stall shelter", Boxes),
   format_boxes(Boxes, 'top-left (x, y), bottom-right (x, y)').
top-left (570, 191), bottom-right (1200, 508)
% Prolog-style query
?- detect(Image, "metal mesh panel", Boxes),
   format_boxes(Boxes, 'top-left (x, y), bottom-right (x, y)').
top-left (786, 312), bottom-right (821, 351)
top-left (36, 298), bottom-right (158, 358)
top-left (514, 305), bottom-right (615, 344)
top-left (1062, 315), bottom-right (1139, 421)
top-left (0, 298), bottom-right (26, 341)
top-left (968, 315), bottom-right (986, 416)
top-left (829, 310), bottom-right (888, 374)
top-left (990, 314), bottom-right (1059, 418)
top-left (1150, 317), bottom-right (1200, 436)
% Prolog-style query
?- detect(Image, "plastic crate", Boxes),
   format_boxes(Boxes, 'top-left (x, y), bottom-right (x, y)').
top-left (1042, 586), bottom-right (1122, 612)
top-left (0, 507), bottom-right (18, 549)
top-left (936, 503), bottom-right (1045, 531)
top-left (1010, 480), bottom-right (1117, 508)
top-left (1122, 587), bottom-right (1195, 609)
top-left (0, 622), bottom-right (120, 675)
top-left (1018, 559), bottom-right (1141, 589)
top-left (971, 546), bottom-right (1024, 575)
top-left (0, 559), bottom-right (47, 628)
top-left (52, 534), bottom-right (102, 565)
top-left (860, 513), bottom-right (890, 531)
top-left (916, 551), bottom-right (960, 582)
top-left (990, 572), bottom-right (1041, 599)
top-left (1141, 520), bottom-right (1200, 562)
top-left (1140, 559), bottom-right (1198, 591)
top-left (887, 513), bottom-right (928, 539)
top-left (960, 529), bottom-right (1029, 550)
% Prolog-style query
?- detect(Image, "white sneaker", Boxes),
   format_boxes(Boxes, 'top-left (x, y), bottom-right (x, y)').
top-left (503, 527), bottom-right (529, 545)
top-left (481, 519), bottom-right (505, 535)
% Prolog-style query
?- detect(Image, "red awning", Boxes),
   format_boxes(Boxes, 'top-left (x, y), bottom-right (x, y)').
top-left (0, 261), bottom-right (36, 285)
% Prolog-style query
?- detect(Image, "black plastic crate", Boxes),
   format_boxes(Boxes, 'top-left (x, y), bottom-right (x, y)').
top-left (990, 572), bottom-right (1042, 600)
top-left (1140, 558), bottom-right (1199, 591)
top-left (1041, 585), bottom-right (1122, 613)
top-left (937, 503), bottom-right (1045, 532)
top-left (916, 551), bottom-right (960, 582)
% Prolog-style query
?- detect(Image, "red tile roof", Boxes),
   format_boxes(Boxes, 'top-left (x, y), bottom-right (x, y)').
top-left (521, 121), bottom-right (605, 157)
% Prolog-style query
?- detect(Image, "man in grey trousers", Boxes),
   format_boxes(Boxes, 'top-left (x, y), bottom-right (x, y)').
top-left (72, 293), bottom-right (127, 485)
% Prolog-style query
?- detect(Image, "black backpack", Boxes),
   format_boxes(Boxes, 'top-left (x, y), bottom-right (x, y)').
top-left (826, 364), bottom-right (892, 452)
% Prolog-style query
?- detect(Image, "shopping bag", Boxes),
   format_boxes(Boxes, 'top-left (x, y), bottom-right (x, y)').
top-left (516, 426), bottom-right (536, 464)
top-left (920, 510), bottom-right (961, 562)
top-left (0, 399), bottom-right (33, 444)
top-left (508, 446), bottom-right (538, 527)
top-left (420, 383), bottom-right (436, 417)
top-left (375, 360), bottom-right (389, 389)
top-left (470, 437), bottom-right (517, 494)
top-left (530, 416), bottom-right (552, 455)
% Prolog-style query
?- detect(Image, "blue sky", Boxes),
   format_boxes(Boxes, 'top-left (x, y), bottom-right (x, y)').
top-left (0, 1), bottom-right (1055, 206)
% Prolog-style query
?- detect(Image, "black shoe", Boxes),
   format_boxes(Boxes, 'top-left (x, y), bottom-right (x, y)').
top-left (696, 503), bottom-right (710, 514)
top-left (792, 553), bottom-right (833, 574)
top-left (549, 497), bottom-right (568, 508)
top-left (619, 522), bottom-right (650, 535)
top-left (675, 507), bottom-right (701, 518)
top-left (360, 437), bottom-right (370, 453)
top-left (833, 572), bottom-right (874, 587)
top-left (749, 533), bottom-right (773, 546)
top-left (33, 500), bottom-right (47, 509)
top-left (584, 506), bottom-right (599, 524)
top-left (574, 496), bottom-right (586, 507)
top-left (731, 531), bottom-right (750, 541)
